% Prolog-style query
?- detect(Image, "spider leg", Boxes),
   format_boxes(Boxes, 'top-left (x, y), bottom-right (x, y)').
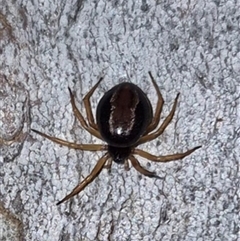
top-left (68, 87), bottom-right (102, 140)
top-left (31, 129), bottom-right (106, 151)
top-left (83, 77), bottom-right (104, 130)
top-left (124, 159), bottom-right (130, 171)
top-left (146, 72), bottom-right (164, 134)
top-left (104, 158), bottom-right (112, 170)
top-left (57, 153), bottom-right (109, 205)
top-left (133, 146), bottom-right (201, 162)
top-left (129, 155), bottom-right (161, 178)
top-left (138, 93), bottom-right (180, 145)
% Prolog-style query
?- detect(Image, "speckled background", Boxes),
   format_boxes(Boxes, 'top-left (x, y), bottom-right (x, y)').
top-left (0, 0), bottom-right (239, 240)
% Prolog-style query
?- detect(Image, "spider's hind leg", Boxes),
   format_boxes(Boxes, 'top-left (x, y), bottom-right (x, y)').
top-left (83, 77), bottom-right (104, 130)
top-left (68, 87), bottom-right (102, 139)
top-left (138, 93), bottom-right (180, 145)
top-left (146, 72), bottom-right (164, 134)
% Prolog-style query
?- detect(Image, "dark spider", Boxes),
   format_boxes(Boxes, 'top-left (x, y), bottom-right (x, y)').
top-left (32, 72), bottom-right (201, 205)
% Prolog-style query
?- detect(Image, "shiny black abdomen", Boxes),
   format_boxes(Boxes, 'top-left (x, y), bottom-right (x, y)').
top-left (96, 82), bottom-right (153, 147)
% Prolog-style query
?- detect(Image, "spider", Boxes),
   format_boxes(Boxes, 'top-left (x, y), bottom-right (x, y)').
top-left (32, 72), bottom-right (201, 205)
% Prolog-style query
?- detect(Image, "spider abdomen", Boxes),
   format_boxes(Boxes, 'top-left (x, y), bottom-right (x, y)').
top-left (96, 82), bottom-right (153, 147)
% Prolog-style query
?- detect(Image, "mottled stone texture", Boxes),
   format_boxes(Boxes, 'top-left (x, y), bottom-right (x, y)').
top-left (0, 0), bottom-right (239, 240)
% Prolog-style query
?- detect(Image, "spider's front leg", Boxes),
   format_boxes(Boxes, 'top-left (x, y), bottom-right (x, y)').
top-left (31, 129), bottom-right (106, 151)
top-left (133, 146), bottom-right (201, 162)
top-left (129, 155), bottom-right (161, 178)
top-left (57, 153), bottom-right (110, 205)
